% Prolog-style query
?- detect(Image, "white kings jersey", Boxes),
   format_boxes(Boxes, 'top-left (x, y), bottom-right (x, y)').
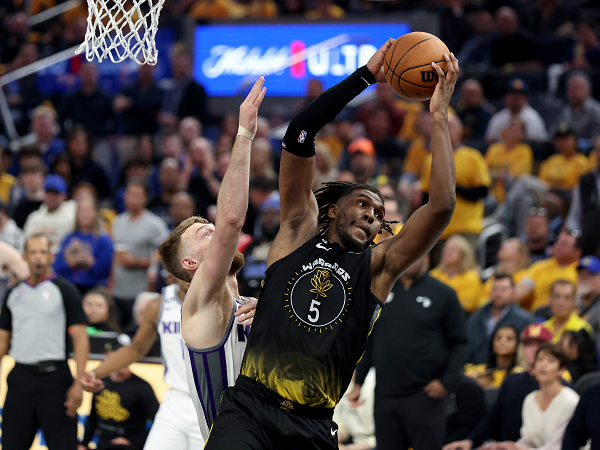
top-left (157, 283), bottom-right (188, 393)
top-left (183, 297), bottom-right (251, 439)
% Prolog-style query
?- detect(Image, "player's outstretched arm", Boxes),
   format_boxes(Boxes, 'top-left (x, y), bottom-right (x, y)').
top-left (269, 39), bottom-right (395, 265)
top-left (81, 296), bottom-right (160, 392)
top-left (371, 53), bottom-right (458, 299)
top-left (182, 78), bottom-right (266, 349)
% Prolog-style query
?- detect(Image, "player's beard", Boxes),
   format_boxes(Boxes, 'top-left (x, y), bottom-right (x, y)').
top-left (229, 250), bottom-right (245, 274)
top-left (335, 210), bottom-right (370, 253)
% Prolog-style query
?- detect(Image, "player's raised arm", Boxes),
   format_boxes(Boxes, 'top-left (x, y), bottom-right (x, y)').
top-left (371, 53), bottom-right (458, 299)
top-left (269, 40), bottom-right (395, 265)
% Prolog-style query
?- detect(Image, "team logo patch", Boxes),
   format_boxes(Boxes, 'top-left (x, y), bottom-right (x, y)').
top-left (298, 130), bottom-right (307, 143)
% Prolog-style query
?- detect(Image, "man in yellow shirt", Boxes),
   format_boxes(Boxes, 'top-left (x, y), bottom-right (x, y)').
top-left (516, 230), bottom-right (582, 311)
top-left (543, 280), bottom-right (593, 343)
top-left (421, 115), bottom-right (491, 245)
top-left (539, 125), bottom-right (590, 190)
top-left (403, 111), bottom-right (432, 179)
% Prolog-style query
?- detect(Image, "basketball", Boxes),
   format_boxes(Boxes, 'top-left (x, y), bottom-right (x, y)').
top-left (384, 32), bottom-right (450, 101)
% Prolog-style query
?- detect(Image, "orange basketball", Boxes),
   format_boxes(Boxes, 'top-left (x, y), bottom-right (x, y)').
top-left (384, 32), bottom-right (450, 102)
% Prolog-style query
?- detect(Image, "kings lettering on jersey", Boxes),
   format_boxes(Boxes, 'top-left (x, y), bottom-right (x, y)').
top-left (241, 236), bottom-right (382, 409)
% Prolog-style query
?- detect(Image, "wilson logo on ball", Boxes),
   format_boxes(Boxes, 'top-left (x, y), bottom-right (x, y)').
top-left (420, 70), bottom-right (439, 83)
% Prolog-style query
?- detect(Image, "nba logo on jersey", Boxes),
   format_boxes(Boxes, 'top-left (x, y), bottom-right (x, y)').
top-left (298, 130), bottom-right (307, 143)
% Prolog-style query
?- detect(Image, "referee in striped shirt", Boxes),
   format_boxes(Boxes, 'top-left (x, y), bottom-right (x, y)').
top-left (0, 234), bottom-right (89, 449)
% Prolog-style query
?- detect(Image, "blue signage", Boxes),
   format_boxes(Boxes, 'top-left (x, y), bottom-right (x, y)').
top-left (194, 23), bottom-right (411, 97)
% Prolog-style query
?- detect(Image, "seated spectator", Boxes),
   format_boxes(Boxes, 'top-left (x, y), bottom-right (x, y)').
top-left (560, 329), bottom-right (598, 383)
top-left (499, 174), bottom-right (548, 239)
top-left (82, 288), bottom-right (121, 332)
top-left (72, 182), bottom-right (116, 233)
top-left (445, 375), bottom-right (486, 445)
top-left (456, 10), bottom-right (496, 72)
top-left (541, 190), bottom-right (568, 244)
top-left (147, 158), bottom-right (182, 225)
top-left (485, 79), bottom-right (547, 144)
top-left (430, 235), bottom-right (482, 313)
top-left (168, 191), bottom-right (197, 231)
top-left (522, 208), bottom-right (552, 264)
top-left (456, 80), bottom-right (495, 150)
top-left (539, 125), bottom-right (591, 190)
top-left (188, 137), bottom-right (219, 218)
top-left (365, 107), bottom-right (406, 173)
top-left (250, 138), bottom-right (276, 179)
top-left (562, 382), bottom-right (600, 450)
top-left (347, 138), bottom-right (379, 185)
top-left (467, 275), bottom-right (536, 365)
top-left (296, 78), bottom-right (324, 114)
top-left (333, 369), bottom-right (376, 450)
top-left (401, 111), bottom-right (431, 180)
top-left (491, 344), bottom-right (579, 450)
top-left (421, 115), bottom-right (491, 250)
top-left (465, 325), bottom-right (524, 389)
top-left (566, 135), bottom-right (600, 256)
top-left (564, 19), bottom-right (600, 71)
top-left (80, 342), bottom-right (159, 450)
top-left (23, 174), bottom-right (76, 253)
top-left (179, 117), bottom-right (202, 153)
top-left (313, 142), bottom-right (339, 190)
top-left (480, 239), bottom-right (531, 304)
top-left (0, 201), bottom-right (24, 252)
top-left (149, 131), bottom-right (184, 196)
top-left (516, 230), bottom-right (581, 311)
top-left (485, 119), bottom-right (533, 203)
top-left (577, 256), bottom-right (600, 334)
top-left (444, 324), bottom-right (556, 450)
top-left (12, 159), bottom-right (45, 229)
top-left (552, 72), bottom-right (600, 144)
top-left (66, 125), bottom-right (111, 200)
top-left (544, 280), bottom-right (593, 343)
top-left (357, 83), bottom-right (405, 138)
top-left (53, 197), bottom-right (113, 293)
top-left (490, 7), bottom-right (541, 72)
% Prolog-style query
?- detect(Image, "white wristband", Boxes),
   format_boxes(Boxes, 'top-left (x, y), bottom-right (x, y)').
top-left (237, 124), bottom-right (256, 141)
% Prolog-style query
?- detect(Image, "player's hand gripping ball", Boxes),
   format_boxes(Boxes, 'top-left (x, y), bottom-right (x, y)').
top-left (384, 32), bottom-right (451, 101)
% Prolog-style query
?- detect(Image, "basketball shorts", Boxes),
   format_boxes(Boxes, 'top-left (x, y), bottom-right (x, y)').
top-left (204, 375), bottom-right (339, 450)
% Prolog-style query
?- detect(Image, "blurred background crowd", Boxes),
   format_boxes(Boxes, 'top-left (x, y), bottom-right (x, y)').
top-left (2, 0), bottom-right (600, 448)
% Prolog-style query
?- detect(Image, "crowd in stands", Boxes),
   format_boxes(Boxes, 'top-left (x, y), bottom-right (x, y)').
top-left (1, 0), bottom-right (600, 448)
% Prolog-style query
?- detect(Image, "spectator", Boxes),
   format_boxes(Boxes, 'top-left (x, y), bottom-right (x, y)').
top-left (552, 73), bottom-right (600, 143)
top-left (115, 157), bottom-right (152, 213)
top-left (0, 241), bottom-right (29, 303)
top-left (465, 325), bottom-right (523, 389)
top-left (53, 197), bottom-right (113, 293)
top-left (23, 174), bottom-right (77, 253)
top-left (66, 125), bottom-right (111, 200)
top-left (566, 135), bottom-right (600, 256)
top-left (168, 191), bottom-right (197, 230)
top-left (179, 116), bottom-right (203, 152)
top-left (402, 111), bottom-right (432, 180)
top-left (443, 324), bottom-right (556, 450)
top-left (0, 234), bottom-right (89, 449)
top-left (480, 239), bottom-right (531, 304)
top-left (523, 208), bottom-right (552, 264)
top-left (562, 382), bottom-right (600, 450)
top-left (559, 329), bottom-right (598, 383)
top-left (188, 137), bottom-right (220, 218)
top-left (296, 78), bottom-right (323, 114)
top-left (564, 19), bottom-right (600, 70)
top-left (486, 79), bottom-right (548, 144)
top-left (60, 63), bottom-right (115, 136)
top-left (364, 107), bottom-right (406, 173)
top-left (5, 43), bottom-right (41, 135)
top-left (250, 138), bottom-right (276, 179)
top-left (421, 115), bottom-right (491, 252)
top-left (490, 7), bottom-right (540, 71)
top-left (444, 375), bottom-right (486, 445)
top-left (22, 105), bottom-right (65, 174)
top-left (357, 83), bottom-right (406, 138)
top-left (485, 119), bottom-right (533, 203)
top-left (82, 287), bottom-right (121, 332)
top-left (147, 158), bottom-right (182, 224)
top-left (516, 230), bottom-right (581, 311)
top-left (500, 174), bottom-right (549, 239)
top-left (0, 12), bottom-right (30, 65)
top-left (112, 180), bottom-right (169, 328)
top-left (243, 175), bottom-right (277, 237)
top-left (577, 256), bottom-right (600, 334)
top-left (113, 63), bottom-right (164, 135)
top-left (0, 200), bottom-right (24, 251)
top-left (148, 130), bottom-right (184, 197)
top-left (239, 192), bottom-right (280, 298)
top-left (313, 142), bottom-right (339, 189)
top-left (430, 235), bottom-right (482, 314)
top-left (159, 51), bottom-right (207, 127)
top-left (305, 0), bottom-right (345, 19)
top-left (539, 125), bottom-right (591, 190)
top-left (542, 190), bottom-right (569, 243)
top-left (467, 275), bottom-right (536, 365)
top-left (12, 159), bottom-right (45, 229)
top-left (544, 280), bottom-right (593, 342)
top-left (351, 255), bottom-right (468, 450)
top-left (456, 80), bottom-right (495, 150)
top-left (495, 344), bottom-right (579, 450)
top-left (0, 146), bottom-right (16, 205)
top-left (457, 10), bottom-right (496, 72)
top-left (347, 138), bottom-right (379, 185)
top-left (80, 342), bottom-right (159, 450)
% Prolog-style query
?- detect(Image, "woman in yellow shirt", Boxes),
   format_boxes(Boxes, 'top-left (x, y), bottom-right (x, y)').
top-left (465, 325), bottom-right (524, 389)
top-left (430, 235), bottom-right (482, 313)
top-left (485, 118), bottom-right (533, 203)
top-left (539, 126), bottom-right (590, 190)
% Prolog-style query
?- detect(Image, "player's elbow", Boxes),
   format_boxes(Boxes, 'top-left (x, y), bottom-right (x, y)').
top-left (429, 195), bottom-right (456, 216)
top-left (220, 211), bottom-right (246, 231)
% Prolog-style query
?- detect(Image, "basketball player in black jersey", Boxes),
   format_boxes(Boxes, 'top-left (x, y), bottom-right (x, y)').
top-left (204, 40), bottom-right (460, 449)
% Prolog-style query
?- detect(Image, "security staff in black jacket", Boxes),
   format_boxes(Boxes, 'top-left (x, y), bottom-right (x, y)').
top-left (351, 255), bottom-right (468, 450)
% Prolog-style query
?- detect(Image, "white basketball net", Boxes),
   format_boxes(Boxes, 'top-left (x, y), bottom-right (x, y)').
top-left (75, 0), bottom-right (165, 65)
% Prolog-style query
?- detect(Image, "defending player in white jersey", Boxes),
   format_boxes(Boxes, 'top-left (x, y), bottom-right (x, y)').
top-left (157, 77), bottom-right (266, 438)
top-left (80, 279), bottom-right (257, 448)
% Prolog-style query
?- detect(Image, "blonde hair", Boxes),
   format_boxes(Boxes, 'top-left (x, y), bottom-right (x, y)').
top-left (32, 105), bottom-right (57, 121)
top-left (438, 235), bottom-right (479, 274)
top-left (497, 238), bottom-right (531, 274)
top-left (158, 216), bottom-right (209, 282)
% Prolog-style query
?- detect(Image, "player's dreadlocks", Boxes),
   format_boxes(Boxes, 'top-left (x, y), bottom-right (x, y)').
top-left (314, 181), bottom-right (398, 236)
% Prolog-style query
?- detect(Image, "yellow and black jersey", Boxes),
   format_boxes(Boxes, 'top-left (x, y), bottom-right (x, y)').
top-left (240, 234), bottom-right (383, 409)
